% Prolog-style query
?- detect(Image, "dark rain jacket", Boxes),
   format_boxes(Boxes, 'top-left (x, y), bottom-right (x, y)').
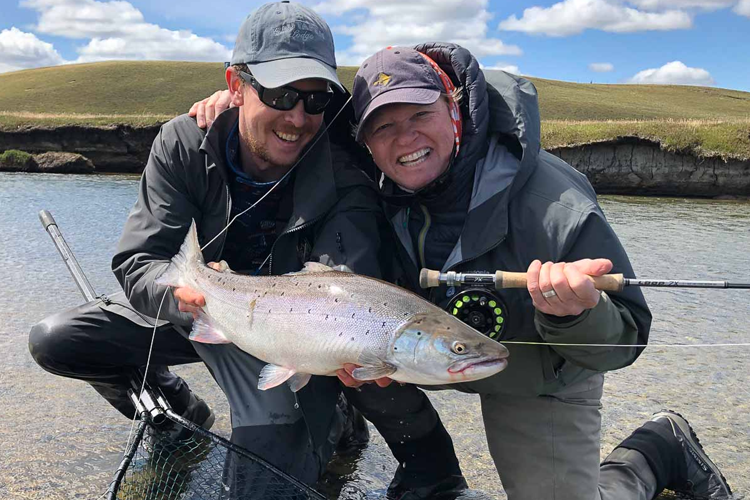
top-left (385, 43), bottom-right (652, 396)
top-left (110, 99), bottom-right (387, 463)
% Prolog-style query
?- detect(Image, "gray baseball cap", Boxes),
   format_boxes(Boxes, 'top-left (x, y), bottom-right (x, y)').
top-left (353, 46), bottom-right (443, 141)
top-left (230, 1), bottom-right (343, 91)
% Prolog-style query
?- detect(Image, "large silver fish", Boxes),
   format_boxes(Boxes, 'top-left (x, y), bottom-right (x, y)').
top-left (156, 221), bottom-right (509, 392)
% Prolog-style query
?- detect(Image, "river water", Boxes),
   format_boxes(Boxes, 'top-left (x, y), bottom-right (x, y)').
top-left (1, 172), bottom-right (748, 499)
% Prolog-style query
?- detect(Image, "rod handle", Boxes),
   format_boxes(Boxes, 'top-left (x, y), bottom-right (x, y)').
top-left (495, 271), bottom-right (624, 292)
top-left (420, 269), bottom-right (441, 289)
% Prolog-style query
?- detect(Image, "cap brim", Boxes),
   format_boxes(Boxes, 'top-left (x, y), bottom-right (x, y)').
top-left (355, 88), bottom-right (441, 142)
top-left (247, 57), bottom-right (344, 92)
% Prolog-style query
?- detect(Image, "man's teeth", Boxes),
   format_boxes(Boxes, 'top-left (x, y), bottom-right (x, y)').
top-left (275, 131), bottom-right (300, 142)
top-left (398, 148), bottom-right (430, 165)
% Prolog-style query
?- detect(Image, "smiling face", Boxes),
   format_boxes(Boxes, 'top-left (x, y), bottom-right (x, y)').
top-left (363, 99), bottom-right (456, 191)
top-left (227, 69), bottom-right (327, 182)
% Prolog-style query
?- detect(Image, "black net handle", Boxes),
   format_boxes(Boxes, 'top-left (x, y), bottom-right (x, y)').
top-left (105, 418), bottom-right (149, 500)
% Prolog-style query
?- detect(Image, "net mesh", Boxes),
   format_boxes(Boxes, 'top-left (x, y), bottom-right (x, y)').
top-left (106, 412), bottom-right (325, 500)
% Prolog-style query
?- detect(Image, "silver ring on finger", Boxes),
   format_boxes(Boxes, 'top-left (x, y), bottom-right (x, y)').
top-left (542, 289), bottom-right (557, 299)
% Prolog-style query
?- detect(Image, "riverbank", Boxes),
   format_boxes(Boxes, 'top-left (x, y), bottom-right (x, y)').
top-left (1, 118), bottom-right (748, 197)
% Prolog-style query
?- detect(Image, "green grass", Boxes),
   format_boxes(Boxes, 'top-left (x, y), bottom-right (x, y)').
top-left (1, 61), bottom-right (749, 159)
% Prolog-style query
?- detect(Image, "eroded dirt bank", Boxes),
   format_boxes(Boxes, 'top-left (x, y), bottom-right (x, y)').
top-left (2, 126), bottom-right (749, 196)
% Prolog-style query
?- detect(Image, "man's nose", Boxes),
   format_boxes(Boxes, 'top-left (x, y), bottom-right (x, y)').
top-left (284, 100), bottom-right (306, 128)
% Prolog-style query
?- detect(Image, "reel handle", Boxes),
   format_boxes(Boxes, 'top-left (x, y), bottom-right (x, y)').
top-left (420, 269), bottom-right (625, 292)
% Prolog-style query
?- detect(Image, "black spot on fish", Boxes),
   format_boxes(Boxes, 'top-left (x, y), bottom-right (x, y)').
top-left (268, 309), bottom-right (272, 313)
top-left (383, 302), bottom-right (388, 307)
top-left (334, 298), bottom-right (339, 303)
top-left (417, 332), bottom-right (422, 336)
top-left (280, 292), bottom-right (285, 296)
top-left (403, 312), bottom-right (409, 316)
top-left (325, 314), bottom-right (329, 320)
top-left (368, 307), bottom-right (372, 313)
top-left (365, 330), bottom-right (369, 335)
top-left (272, 283), bottom-right (276, 288)
top-left (318, 285), bottom-right (322, 289)
top-left (382, 321), bottom-right (386, 327)
top-left (233, 288), bottom-right (236, 291)
top-left (394, 347), bottom-right (398, 351)
top-left (351, 313), bottom-right (355, 318)
top-left (263, 291), bottom-right (268, 296)
top-left (339, 332), bottom-right (343, 337)
top-left (308, 309), bottom-right (311, 314)
top-left (289, 308), bottom-right (293, 312)
top-left (350, 337), bottom-right (355, 342)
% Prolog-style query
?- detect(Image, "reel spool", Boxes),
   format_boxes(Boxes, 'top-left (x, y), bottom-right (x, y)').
top-left (447, 288), bottom-right (508, 340)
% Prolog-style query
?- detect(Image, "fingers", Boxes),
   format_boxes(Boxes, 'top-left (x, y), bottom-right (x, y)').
top-left (194, 98), bottom-right (207, 129)
top-left (174, 287), bottom-right (206, 319)
top-left (375, 377), bottom-right (394, 388)
top-left (337, 363), bottom-right (394, 388)
top-left (528, 259), bottom-right (601, 317)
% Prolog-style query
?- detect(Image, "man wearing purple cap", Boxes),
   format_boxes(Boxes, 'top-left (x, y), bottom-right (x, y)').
top-left (29, 1), bottom-right (387, 492)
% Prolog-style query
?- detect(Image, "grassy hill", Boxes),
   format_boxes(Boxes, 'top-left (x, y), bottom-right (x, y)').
top-left (1, 61), bottom-right (749, 158)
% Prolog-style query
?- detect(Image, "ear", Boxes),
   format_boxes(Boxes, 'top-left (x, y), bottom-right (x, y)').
top-left (225, 67), bottom-right (245, 107)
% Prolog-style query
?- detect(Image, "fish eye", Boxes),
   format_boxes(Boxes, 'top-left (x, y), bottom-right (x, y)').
top-left (451, 342), bottom-right (467, 354)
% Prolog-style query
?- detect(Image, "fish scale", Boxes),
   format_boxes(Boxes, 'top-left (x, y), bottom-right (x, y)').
top-left (156, 221), bottom-right (510, 391)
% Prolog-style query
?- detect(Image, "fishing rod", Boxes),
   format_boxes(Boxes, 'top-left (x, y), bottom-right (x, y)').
top-left (419, 269), bottom-right (750, 292)
top-left (39, 210), bottom-right (98, 302)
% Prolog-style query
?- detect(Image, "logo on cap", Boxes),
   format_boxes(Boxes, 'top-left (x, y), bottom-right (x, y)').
top-left (373, 73), bottom-right (391, 87)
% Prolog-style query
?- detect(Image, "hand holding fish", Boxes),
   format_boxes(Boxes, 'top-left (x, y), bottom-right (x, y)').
top-left (527, 258), bottom-right (613, 317)
top-left (174, 261), bottom-right (228, 318)
top-left (336, 363), bottom-right (394, 388)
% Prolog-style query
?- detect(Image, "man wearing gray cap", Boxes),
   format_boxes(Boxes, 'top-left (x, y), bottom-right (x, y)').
top-left (29, 0), bottom-right (386, 491)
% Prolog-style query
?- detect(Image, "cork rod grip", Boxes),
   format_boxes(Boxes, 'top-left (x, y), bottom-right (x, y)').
top-left (495, 271), bottom-right (625, 292)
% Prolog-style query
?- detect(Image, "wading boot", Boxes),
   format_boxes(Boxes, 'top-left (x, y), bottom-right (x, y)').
top-left (651, 410), bottom-right (733, 499)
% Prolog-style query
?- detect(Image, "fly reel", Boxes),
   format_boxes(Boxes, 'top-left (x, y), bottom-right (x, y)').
top-left (446, 288), bottom-right (508, 340)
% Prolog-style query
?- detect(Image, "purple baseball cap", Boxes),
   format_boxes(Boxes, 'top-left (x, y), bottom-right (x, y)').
top-left (353, 47), bottom-right (444, 142)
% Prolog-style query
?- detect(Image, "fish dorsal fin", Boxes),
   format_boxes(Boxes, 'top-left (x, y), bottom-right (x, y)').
top-left (287, 261), bottom-right (334, 275)
top-left (331, 264), bottom-right (353, 273)
top-left (287, 373), bottom-right (312, 392)
top-left (352, 349), bottom-right (397, 381)
top-left (189, 310), bottom-right (231, 344)
top-left (258, 364), bottom-right (296, 390)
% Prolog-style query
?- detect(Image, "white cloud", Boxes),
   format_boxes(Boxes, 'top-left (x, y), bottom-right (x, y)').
top-left (0, 27), bottom-right (66, 73)
top-left (734, 0), bottom-right (750, 16)
top-left (481, 64), bottom-right (521, 75)
top-left (626, 60), bottom-right (715, 85)
top-left (21, 0), bottom-right (231, 63)
top-left (314, 0), bottom-right (521, 65)
top-left (628, 0), bottom-right (734, 10)
top-left (498, 0), bottom-right (692, 36)
top-left (589, 62), bottom-right (614, 72)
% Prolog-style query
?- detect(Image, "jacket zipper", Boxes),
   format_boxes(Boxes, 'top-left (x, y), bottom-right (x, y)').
top-left (267, 213), bottom-right (326, 275)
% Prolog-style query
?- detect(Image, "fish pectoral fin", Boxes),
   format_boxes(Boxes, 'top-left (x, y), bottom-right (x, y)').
top-left (258, 364), bottom-right (296, 391)
top-left (331, 264), bottom-right (353, 273)
top-left (351, 363), bottom-right (397, 381)
top-left (287, 373), bottom-right (313, 392)
top-left (189, 310), bottom-right (231, 344)
top-left (287, 261), bottom-right (334, 275)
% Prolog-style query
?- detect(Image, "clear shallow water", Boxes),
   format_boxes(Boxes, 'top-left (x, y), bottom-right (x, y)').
top-left (1, 172), bottom-right (748, 499)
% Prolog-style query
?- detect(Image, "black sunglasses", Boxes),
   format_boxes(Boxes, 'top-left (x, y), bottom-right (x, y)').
top-left (239, 71), bottom-right (333, 115)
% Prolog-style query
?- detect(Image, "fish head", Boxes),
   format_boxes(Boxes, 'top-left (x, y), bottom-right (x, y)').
top-left (388, 312), bottom-right (509, 385)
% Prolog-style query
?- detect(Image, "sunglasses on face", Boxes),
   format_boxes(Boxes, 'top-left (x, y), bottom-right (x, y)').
top-left (239, 71), bottom-right (333, 115)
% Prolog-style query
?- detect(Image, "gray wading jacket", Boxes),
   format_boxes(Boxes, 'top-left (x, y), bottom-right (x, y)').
top-left (386, 43), bottom-right (652, 396)
top-left (110, 104), bottom-right (387, 451)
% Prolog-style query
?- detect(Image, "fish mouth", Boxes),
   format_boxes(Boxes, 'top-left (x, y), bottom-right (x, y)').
top-left (448, 357), bottom-right (508, 375)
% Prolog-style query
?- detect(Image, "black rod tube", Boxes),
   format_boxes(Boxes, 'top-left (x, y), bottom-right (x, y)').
top-left (39, 210), bottom-right (98, 302)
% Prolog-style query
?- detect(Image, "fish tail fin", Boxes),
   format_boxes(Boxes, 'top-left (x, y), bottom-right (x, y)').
top-left (155, 219), bottom-right (205, 288)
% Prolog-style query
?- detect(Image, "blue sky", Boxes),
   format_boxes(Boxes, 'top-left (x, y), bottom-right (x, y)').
top-left (1, 0), bottom-right (749, 92)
